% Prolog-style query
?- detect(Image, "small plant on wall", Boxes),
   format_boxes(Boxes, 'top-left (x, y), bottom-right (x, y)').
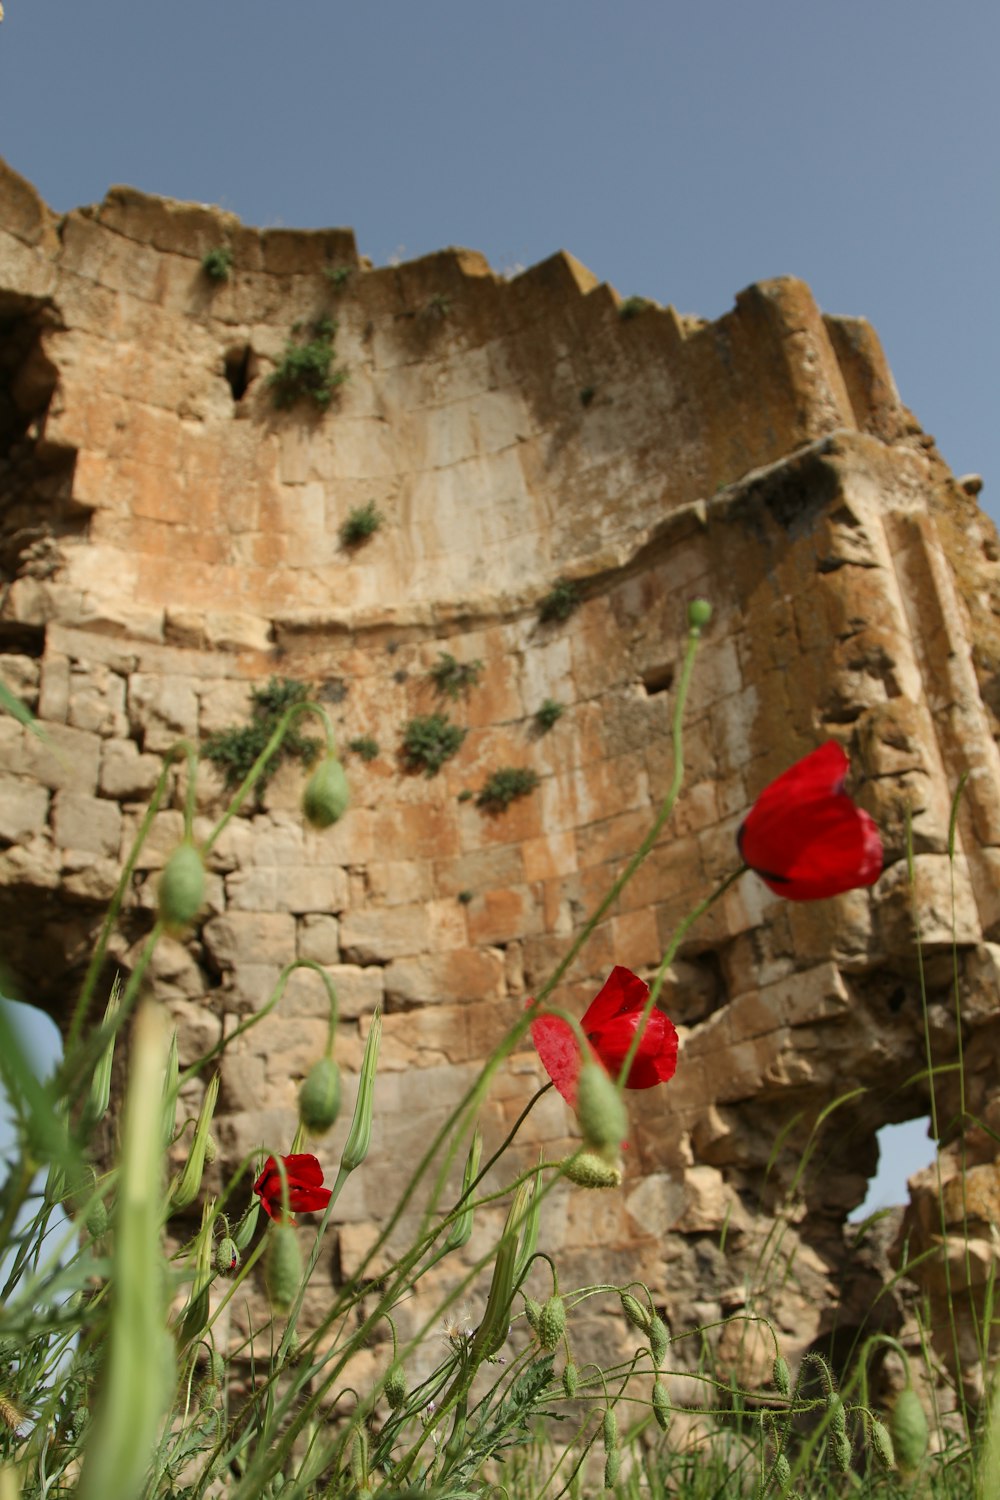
top-left (401, 713), bottom-right (467, 776)
top-left (202, 678), bottom-right (320, 791)
top-left (429, 652), bottom-right (483, 700)
top-left (534, 698), bottom-right (565, 733)
top-left (347, 735), bottom-right (379, 762)
top-left (538, 579), bottom-right (579, 624)
top-left (268, 317), bottom-right (347, 411)
top-left (201, 247), bottom-right (233, 283)
top-left (476, 766), bottom-right (540, 811)
top-left (619, 295), bottom-right (653, 320)
top-left (340, 501), bottom-right (384, 548)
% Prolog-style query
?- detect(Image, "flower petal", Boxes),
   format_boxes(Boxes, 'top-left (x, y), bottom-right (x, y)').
top-left (581, 965), bottom-right (650, 1030)
top-left (529, 1010), bottom-right (584, 1105)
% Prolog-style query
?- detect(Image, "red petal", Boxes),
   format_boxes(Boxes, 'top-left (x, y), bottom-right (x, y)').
top-left (582, 966), bottom-right (649, 1030)
top-left (589, 1009), bottom-right (679, 1089)
top-left (529, 1009), bottom-right (583, 1105)
top-left (288, 1185), bottom-right (333, 1214)
top-left (281, 1153), bottom-right (325, 1188)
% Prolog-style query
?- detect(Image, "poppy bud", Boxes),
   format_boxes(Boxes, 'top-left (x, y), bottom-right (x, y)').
top-left (827, 1392), bottom-right (846, 1435)
top-left (560, 1150), bottom-right (623, 1189)
top-left (298, 1056), bottom-right (341, 1135)
top-left (773, 1452), bottom-right (791, 1488)
top-left (620, 1292), bottom-right (652, 1334)
top-left (604, 1450), bottom-right (620, 1489)
top-left (302, 755), bottom-right (350, 829)
top-left (215, 1236), bottom-right (240, 1276)
top-left (232, 1199), bottom-right (260, 1251)
top-left (687, 597), bottom-right (712, 631)
top-left (341, 1009), bottom-right (381, 1174)
top-left (602, 1406), bottom-right (618, 1452)
top-left (562, 1360), bottom-right (578, 1398)
top-left (204, 1133), bottom-right (217, 1165)
top-left (772, 1354), bottom-right (791, 1396)
top-left (158, 841), bottom-right (205, 932)
top-left (831, 1431), bottom-right (852, 1473)
top-left (523, 1298), bottom-right (542, 1333)
top-left (870, 1417), bottom-right (895, 1470)
top-left (652, 1379), bottom-right (671, 1431)
top-left (85, 1198), bottom-right (108, 1240)
top-left (385, 1365), bottom-right (407, 1410)
top-left (265, 1223), bottom-right (302, 1313)
top-left (889, 1387), bottom-right (927, 1473)
top-left (537, 1295), bottom-right (566, 1351)
top-left (575, 1062), bottom-right (627, 1156)
top-left (649, 1315), bottom-right (669, 1368)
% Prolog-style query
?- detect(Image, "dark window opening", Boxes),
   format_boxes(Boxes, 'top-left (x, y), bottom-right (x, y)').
top-left (224, 345), bottom-right (255, 403)
top-left (641, 664), bottom-right (675, 696)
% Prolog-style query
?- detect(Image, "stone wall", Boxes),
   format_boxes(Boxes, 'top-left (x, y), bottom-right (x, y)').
top-left (1, 155), bottom-right (999, 1396)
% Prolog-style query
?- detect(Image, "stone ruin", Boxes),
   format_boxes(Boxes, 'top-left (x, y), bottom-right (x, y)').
top-left (1, 154), bottom-right (999, 1411)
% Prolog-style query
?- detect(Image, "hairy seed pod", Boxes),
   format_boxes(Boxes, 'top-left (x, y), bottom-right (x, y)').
top-left (298, 1056), bottom-right (342, 1135)
top-left (827, 1392), bottom-right (846, 1435)
top-left (773, 1451), bottom-right (791, 1488)
top-left (652, 1380), bottom-right (671, 1432)
top-left (215, 1236), bottom-right (240, 1276)
top-left (772, 1354), bottom-right (791, 1396)
top-left (560, 1150), bottom-right (623, 1189)
top-left (620, 1291), bottom-right (652, 1334)
top-left (562, 1361), bottom-right (578, 1398)
top-left (831, 1430), bottom-right (852, 1474)
top-left (158, 841), bottom-right (205, 932)
top-left (604, 1449), bottom-right (620, 1488)
top-left (265, 1223), bottom-right (302, 1313)
top-left (523, 1298), bottom-right (542, 1333)
top-left (85, 1197), bottom-right (108, 1240)
top-left (602, 1407), bottom-right (618, 1452)
top-left (537, 1295), bottom-right (566, 1351)
top-left (869, 1417), bottom-right (895, 1470)
top-left (384, 1365), bottom-right (407, 1410)
top-left (889, 1387), bottom-right (928, 1472)
top-left (649, 1315), bottom-right (669, 1368)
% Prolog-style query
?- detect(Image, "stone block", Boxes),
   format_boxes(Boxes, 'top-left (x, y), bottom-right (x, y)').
top-left (52, 790), bottom-right (122, 857)
top-left (128, 672), bottom-right (200, 752)
top-left (384, 948), bottom-right (505, 1007)
top-left (99, 738), bottom-right (164, 800)
top-left (0, 774), bottom-right (49, 844)
top-left (67, 664), bottom-right (128, 737)
top-left (297, 914), bottom-right (340, 966)
top-left (366, 859), bottom-right (434, 906)
top-left (340, 904), bottom-right (431, 964)
top-left (202, 911), bottom-right (297, 970)
top-left (37, 654), bottom-right (70, 723)
top-left (15, 722), bottom-right (102, 795)
top-left (276, 865), bottom-right (349, 915)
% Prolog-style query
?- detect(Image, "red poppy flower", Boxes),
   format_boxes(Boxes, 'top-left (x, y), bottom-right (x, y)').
top-left (737, 741), bottom-right (883, 901)
top-left (530, 966), bottom-right (678, 1106)
top-left (253, 1152), bottom-right (332, 1224)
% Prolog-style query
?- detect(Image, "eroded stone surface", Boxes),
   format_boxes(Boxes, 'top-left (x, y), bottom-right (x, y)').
top-left (1, 156), bottom-right (999, 1397)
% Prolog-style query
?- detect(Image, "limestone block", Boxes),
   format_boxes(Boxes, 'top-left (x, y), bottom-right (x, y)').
top-left (37, 654), bottom-right (71, 723)
top-left (340, 904), bottom-right (431, 964)
top-left (128, 672), bottom-right (200, 752)
top-left (301, 963), bottom-right (383, 1021)
top-left (0, 774), bottom-right (49, 844)
top-left (147, 935), bottom-right (207, 1001)
top-left (276, 865), bottom-right (349, 915)
top-left (465, 885), bottom-right (544, 946)
top-left (67, 664), bottom-right (128, 737)
top-left (201, 912), bottom-right (297, 970)
top-left (121, 808), bottom-right (185, 870)
top-left (52, 791), bottom-right (122, 858)
top-left (100, 738), bottom-right (164, 800)
top-left (876, 854), bottom-right (981, 957)
top-left (0, 836), bottom-right (61, 892)
top-left (366, 859), bottom-right (434, 907)
top-left (196, 677), bottom-right (255, 736)
top-left (296, 914), bottom-right (340, 966)
top-left (12, 722), bottom-right (102, 795)
top-left (62, 855), bottom-right (120, 904)
top-left (384, 948), bottom-right (505, 1006)
top-left (0, 654), bottom-right (40, 709)
top-left (624, 1172), bottom-right (687, 1239)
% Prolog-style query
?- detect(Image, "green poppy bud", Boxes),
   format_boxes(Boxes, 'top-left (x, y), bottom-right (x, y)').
top-left (298, 1056), bottom-right (342, 1135)
top-left (385, 1365), bottom-right (407, 1411)
top-left (158, 841), bottom-right (205, 932)
top-left (302, 755), bottom-right (350, 829)
top-left (869, 1417), bottom-right (895, 1470)
top-left (652, 1380), bottom-right (671, 1432)
top-left (687, 597), bottom-right (712, 632)
top-left (827, 1392), bottom-right (846, 1435)
top-left (620, 1291), bottom-right (652, 1334)
top-left (215, 1236), bottom-right (240, 1276)
top-left (537, 1294), bottom-right (566, 1351)
top-left (85, 1197), bottom-right (108, 1240)
top-left (773, 1451), bottom-right (791, 1488)
top-left (232, 1198), bottom-right (260, 1252)
top-left (560, 1150), bottom-right (623, 1189)
top-left (604, 1450), bottom-right (620, 1488)
top-left (649, 1315), bottom-right (669, 1368)
top-left (889, 1387), bottom-right (927, 1473)
top-left (831, 1430), bottom-right (852, 1473)
top-left (523, 1298), bottom-right (542, 1333)
top-left (602, 1407), bottom-right (618, 1452)
top-left (575, 1062), bottom-right (627, 1156)
top-left (562, 1361), bottom-right (578, 1398)
top-left (265, 1223), bottom-right (302, 1313)
top-left (772, 1354), bottom-right (791, 1396)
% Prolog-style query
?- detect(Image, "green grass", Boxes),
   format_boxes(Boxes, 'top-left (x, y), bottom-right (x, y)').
top-left (535, 698), bottom-right (565, 733)
top-left (429, 651), bottom-right (483, 700)
top-left (538, 578), bottom-right (579, 623)
top-left (347, 734), bottom-right (379, 762)
top-left (339, 500), bottom-right (383, 547)
top-left (202, 677), bottom-right (321, 791)
top-left (476, 766), bottom-right (540, 810)
top-left (201, 246), bottom-right (233, 282)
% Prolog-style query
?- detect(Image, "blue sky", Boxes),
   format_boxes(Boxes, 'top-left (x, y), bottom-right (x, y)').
top-left (0, 3), bottom-right (985, 1206)
top-left (0, 1), bottom-right (996, 524)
